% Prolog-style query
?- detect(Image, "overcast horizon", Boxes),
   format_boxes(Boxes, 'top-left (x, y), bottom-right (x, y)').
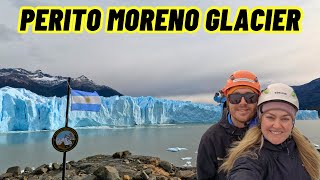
top-left (1, 0), bottom-right (319, 104)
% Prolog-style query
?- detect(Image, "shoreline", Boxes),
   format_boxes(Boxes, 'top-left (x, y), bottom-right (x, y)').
top-left (0, 150), bottom-right (197, 180)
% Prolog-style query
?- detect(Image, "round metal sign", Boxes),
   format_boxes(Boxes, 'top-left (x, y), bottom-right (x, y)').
top-left (52, 127), bottom-right (78, 152)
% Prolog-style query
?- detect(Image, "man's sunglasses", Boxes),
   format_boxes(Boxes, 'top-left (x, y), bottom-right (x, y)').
top-left (228, 93), bottom-right (259, 104)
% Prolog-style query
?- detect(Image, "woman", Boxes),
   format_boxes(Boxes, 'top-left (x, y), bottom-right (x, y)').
top-left (219, 83), bottom-right (320, 180)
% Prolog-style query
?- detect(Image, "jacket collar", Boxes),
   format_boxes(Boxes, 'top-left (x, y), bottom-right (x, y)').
top-left (263, 137), bottom-right (295, 152)
top-left (218, 110), bottom-right (249, 136)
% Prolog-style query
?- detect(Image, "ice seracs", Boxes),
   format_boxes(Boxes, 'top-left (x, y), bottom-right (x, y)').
top-left (0, 87), bottom-right (318, 133)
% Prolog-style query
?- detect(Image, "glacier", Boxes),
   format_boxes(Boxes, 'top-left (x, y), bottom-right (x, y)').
top-left (0, 87), bottom-right (318, 133)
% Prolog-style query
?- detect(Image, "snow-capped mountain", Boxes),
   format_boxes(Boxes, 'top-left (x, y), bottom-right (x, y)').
top-left (0, 68), bottom-right (123, 97)
top-left (292, 78), bottom-right (320, 111)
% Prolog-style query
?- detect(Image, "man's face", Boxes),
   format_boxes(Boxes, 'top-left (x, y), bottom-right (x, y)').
top-left (227, 88), bottom-right (258, 128)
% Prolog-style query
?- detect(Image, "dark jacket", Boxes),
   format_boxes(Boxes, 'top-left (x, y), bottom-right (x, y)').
top-left (227, 138), bottom-right (310, 180)
top-left (197, 110), bottom-right (249, 180)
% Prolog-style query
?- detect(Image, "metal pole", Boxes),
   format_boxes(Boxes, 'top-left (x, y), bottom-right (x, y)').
top-left (62, 77), bottom-right (71, 180)
top-left (65, 77), bottom-right (71, 127)
top-left (62, 152), bottom-right (67, 180)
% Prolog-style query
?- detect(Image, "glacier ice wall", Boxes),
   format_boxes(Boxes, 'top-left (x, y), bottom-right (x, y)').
top-left (0, 87), bottom-right (318, 133)
top-left (0, 87), bottom-right (221, 132)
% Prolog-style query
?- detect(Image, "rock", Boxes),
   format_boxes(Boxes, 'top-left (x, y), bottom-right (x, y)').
top-left (77, 163), bottom-right (98, 174)
top-left (142, 164), bottom-right (169, 177)
top-left (144, 168), bottom-right (152, 175)
top-left (132, 171), bottom-right (143, 180)
top-left (112, 152), bottom-right (123, 159)
top-left (6, 166), bottom-right (20, 176)
top-left (24, 167), bottom-right (33, 173)
top-left (94, 165), bottom-right (121, 180)
top-left (66, 176), bottom-right (80, 180)
top-left (52, 163), bottom-right (60, 170)
top-left (20, 176), bottom-right (28, 180)
top-left (122, 151), bottom-right (132, 158)
top-left (141, 170), bottom-right (149, 180)
top-left (0, 152), bottom-right (197, 180)
top-left (159, 161), bottom-right (173, 173)
top-left (66, 163), bottom-right (72, 170)
top-left (170, 177), bottom-right (180, 180)
top-left (82, 175), bottom-right (98, 180)
top-left (78, 163), bottom-right (95, 170)
top-left (0, 173), bottom-right (13, 179)
top-left (123, 159), bottom-right (130, 164)
top-left (148, 158), bottom-right (159, 166)
top-left (68, 160), bottom-right (76, 166)
top-left (26, 176), bottom-right (39, 180)
top-left (123, 175), bottom-right (130, 180)
top-left (113, 150), bottom-right (132, 159)
top-left (156, 176), bottom-right (167, 180)
top-left (60, 163), bottom-right (72, 170)
top-left (176, 170), bottom-right (196, 180)
top-left (148, 175), bottom-right (157, 180)
top-left (33, 164), bottom-right (48, 175)
top-left (44, 175), bottom-right (53, 180)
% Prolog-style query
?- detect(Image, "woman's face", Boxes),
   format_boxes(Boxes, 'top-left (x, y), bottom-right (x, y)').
top-left (261, 109), bottom-right (294, 145)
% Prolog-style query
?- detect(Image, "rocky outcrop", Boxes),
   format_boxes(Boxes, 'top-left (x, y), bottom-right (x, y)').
top-left (0, 151), bottom-right (196, 180)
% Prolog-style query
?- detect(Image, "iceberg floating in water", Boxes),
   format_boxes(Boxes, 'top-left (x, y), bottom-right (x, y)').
top-left (166, 147), bottom-right (188, 152)
top-left (181, 157), bottom-right (192, 160)
top-left (0, 87), bottom-right (318, 133)
top-left (183, 161), bottom-right (192, 167)
top-left (167, 148), bottom-right (179, 152)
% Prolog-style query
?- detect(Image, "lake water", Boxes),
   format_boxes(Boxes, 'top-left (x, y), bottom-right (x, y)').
top-left (0, 120), bottom-right (319, 174)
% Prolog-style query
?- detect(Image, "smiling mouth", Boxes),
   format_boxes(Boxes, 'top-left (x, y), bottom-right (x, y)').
top-left (270, 131), bottom-right (282, 134)
top-left (238, 109), bottom-right (249, 112)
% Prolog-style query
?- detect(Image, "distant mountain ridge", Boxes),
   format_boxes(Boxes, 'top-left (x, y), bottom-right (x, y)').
top-left (0, 68), bottom-right (123, 97)
top-left (292, 78), bottom-right (320, 111)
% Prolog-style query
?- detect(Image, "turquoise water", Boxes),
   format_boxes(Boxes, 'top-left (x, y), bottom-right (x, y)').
top-left (0, 120), bottom-right (319, 174)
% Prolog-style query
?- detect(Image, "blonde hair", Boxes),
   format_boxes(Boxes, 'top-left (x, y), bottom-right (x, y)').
top-left (292, 128), bottom-right (320, 180)
top-left (219, 126), bottom-right (320, 180)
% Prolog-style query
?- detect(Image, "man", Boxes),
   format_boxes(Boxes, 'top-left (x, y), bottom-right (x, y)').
top-left (197, 70), bottom-right (261, 180)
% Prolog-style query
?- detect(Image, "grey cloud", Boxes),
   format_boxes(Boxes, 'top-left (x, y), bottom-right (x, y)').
top-left (0, 24), bottom-right (21, 42)
top-left (9, 0), bottom-right (47, 8)
top-left (1, 0), bottom-right (319, 100)
top-left (97, 70), bottom-right (229, 97)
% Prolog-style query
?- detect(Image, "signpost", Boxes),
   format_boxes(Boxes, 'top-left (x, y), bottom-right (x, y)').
top-left (51, 77), bottom-right (79, 180)
top-left (51, 77), bottom-right (101, 179)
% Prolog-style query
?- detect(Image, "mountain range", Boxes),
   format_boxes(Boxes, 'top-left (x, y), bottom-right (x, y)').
top-left (0, 68), bottom-right (123, 97)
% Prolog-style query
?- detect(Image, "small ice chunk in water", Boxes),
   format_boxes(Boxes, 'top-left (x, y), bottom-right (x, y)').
top-left (166, 147), bottom-right (188, 152)
top-left (183, 161), bottom-right (192, 167)
top-left (167, 148), bottom-right (179, 152)
top-left (181, 157), bottom-right (192, 160)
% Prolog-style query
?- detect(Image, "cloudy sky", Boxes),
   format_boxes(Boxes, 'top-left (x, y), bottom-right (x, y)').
top-left (0, 0), bottom-right (319, 103)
